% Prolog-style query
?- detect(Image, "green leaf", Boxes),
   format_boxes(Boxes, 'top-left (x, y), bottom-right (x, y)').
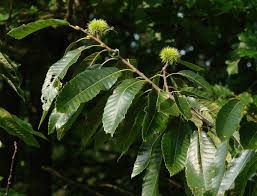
top-left (73, 52), bottom-right (102, 76)
top-left (7, 19), bottom-right (69, 39)
top-left (131, 137), bottom-right (159, 178)
top-left (226, 59), bottom-right (240, 75)
top-left (173, 70), bottom-right (211, 91)
top-left (56, 67), bottom-right (121, 113)
top-left (103, 78), bottom-right (144, 136)
top-left (119, 111), bottom-right (145, 160)
top-left (41, 46), bottom-right (86, 112)
top-left (142, 91), bottom-right (169, 141)
top-left (178, 59), bottom-right (204, 72)
top-left (0, 176), bottom-right (3, 182)
top-left (217, 150), bottom-right (255, 195)
top-left (211, 142), bottom-right (228, 195)
top-left (48, 104), bottom-right (84, 140)
top-left (216, 99), bottom-right (244, 141)
top-left (232, 153), bottom-right (257, 196)
top-left (142, 140), bottom-right (162, 196)
top-left (161, 120), bottom-right (191, 176)
top-left (0, 108), bottom-right (42, 147)
top-left (0, 52), bottom-right (24, 100)
top-left (185, 131), bottom-right (216, 194)
top-left (173, 93), bottom-right (192, 119)
top-left (160, 101), bottom-right (180, 117)
top-left (239, 121), bottom-right (257, 149)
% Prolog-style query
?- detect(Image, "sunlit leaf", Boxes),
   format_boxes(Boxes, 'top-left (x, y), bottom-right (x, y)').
top-left (8, 19), bottom-right (69, 39)
top-left (216, 99), bottom-right (244, 141)
top-left (103, 78), bottom-right (144, 136)
top-left (56, 67), bottom-right (121, 113)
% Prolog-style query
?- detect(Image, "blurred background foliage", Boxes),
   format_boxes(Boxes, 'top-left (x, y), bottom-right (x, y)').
top-left (0, 0), bottom-right (257, 195)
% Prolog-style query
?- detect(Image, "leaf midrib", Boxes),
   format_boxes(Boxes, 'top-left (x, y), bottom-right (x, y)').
top-left (107, 80), bottom-right (143, 132)
top-left (59, 70), bottom-right (120, 111)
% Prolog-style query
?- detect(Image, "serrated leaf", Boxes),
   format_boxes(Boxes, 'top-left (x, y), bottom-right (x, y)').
top-left (56, 67), bottom-right (121, 113)
top-left (41, 46), bottom-right (86, 112)
top-left (178, 59), bottom-right (204, 72)
top-left (0, 52), bottom-right (24, 100)
top-left (48, 104), bottom-right (84, 140)
top-left (212, 142), bottom-right (228, 195)
top-left (103, 78), bottom-right (144, 136)
top-left (7, 19), bottom-right (69, 39)
top-left (142, 91), bottom-right (169, 141)
top-left (73, 52), bottom-right (102, 76)
top-left (0, 108), bottom-right (43, 147)
top-left (131, 137), bottom-right (159, 178)
top-left (160, 101), bottom-right (180, 117)
top-left (185, 131), bottom-right (216, 194)
top-left (232, 153), bottom-right (257, 196)
top-left (173, 70), bottom-right (211, 91)
top-left (216, 99), bottom-right (244, 141)
top-left (142, 140), bottom-right (162, 196)
top-left (161, 120), bottom-right (191, 176)
top-left (239, 121), bottom-right (257, 149)
top-left (173, 93), bottom-right (192, 119)
top-left (119, 111), bottom-right (145, 160)
top-left (217, 150), bottom-right (255, 195)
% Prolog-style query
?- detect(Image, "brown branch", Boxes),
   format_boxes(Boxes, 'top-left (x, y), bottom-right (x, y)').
top-left (98, 184), bottom-right (133, 196)
top-left (5, 141), bottom-right (18, 196)
top-left (162, 62), bottom-right (170, 93)
top-left (42, 166), bottom-right (103, 196)
top-left (69, 24), bottom-right (214, 128)
top-left (69, 25), bottom-right (161, 93)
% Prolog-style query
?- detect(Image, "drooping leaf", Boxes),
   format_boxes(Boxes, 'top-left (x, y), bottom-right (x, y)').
top-left (56, 67), bottom-right (121, 113)
top-left (131, 137), bottom-right (159, 178)
top-left (239, 121), bottom-right (257, 149)
top-left (48, 104), bottom-right (84, 140)
top-left (216, 99), bottom-right (244, 141)
top-left (7, 19), bottom-right (69, 39)
top-left (173, 70), bottom-right (211, 91)
top-left (0, 108), bottom-right (43, 147)
top-left (232, 153), bottom-right (257, 196)
top-left (119, 111), bottom-right (145, 159)
top-left (142, 91), bottom-right (169, 141)
top-left (103, 78), bottom-right (144, 136)
top-left (178, 59), bottom-right (204, 72)
top-left (0, 52), bottom-right (24, 100)
top-left (173, 93), bottom-right (192, 119)
top-left (217, 150), bottom-right (255, 195)
top-left (212, 142), bottom-right (228, 195)
top-left (161, 120), bottom-right (191, 176)
top-left (78, 96), bottom-right (109, 147)
top-left (160, 100), bottom-right (180, 117)
top-left (185, 131), bottom-right (216, 194)
top-left (142, 140), bottom-right (162, 196)
top-left (41, 46), bottom-right (86, 112)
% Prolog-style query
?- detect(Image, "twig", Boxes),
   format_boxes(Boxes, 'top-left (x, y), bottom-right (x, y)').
top-left (69, 25), bottom-right (161, 93)
top-left (5, 141), bottom-right (18, 196)
top-left (42, 166), bottom-right (103, 196)
top-left (98, 184), bottom-right (133, 196)
top-left (162, 62), bottom-right (170, 93)
top-left (69, 24), bottom-right (215, 128)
